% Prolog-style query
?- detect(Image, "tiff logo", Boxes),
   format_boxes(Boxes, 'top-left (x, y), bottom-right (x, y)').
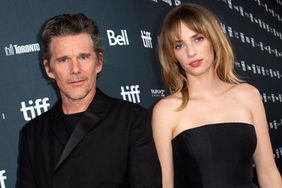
top-left (20, 97), bottom-right (50, 121)
top-left (120, 85), bottom-right (141, 103)
top-left (0, 170), bottom-right (7, 188)
top-left (4, 44), bottom-right (14, 56)
top-left (141, 30), bottom-right (153, 48)
top-left (107, 29), bottom-right (129, 46)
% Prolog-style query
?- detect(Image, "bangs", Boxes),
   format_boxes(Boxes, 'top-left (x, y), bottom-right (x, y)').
top-left (167, 20), bottom-right (181, 44)
top-left (168, 16), bottom-right (210, 44)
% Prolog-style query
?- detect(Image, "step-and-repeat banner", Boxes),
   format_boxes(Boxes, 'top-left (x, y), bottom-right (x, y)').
top-left (0, 0), bottom-right (281, 187)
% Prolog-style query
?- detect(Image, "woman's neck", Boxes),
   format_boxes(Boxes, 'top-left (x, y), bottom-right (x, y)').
top-left (187, 71), bottom-right (228, 99)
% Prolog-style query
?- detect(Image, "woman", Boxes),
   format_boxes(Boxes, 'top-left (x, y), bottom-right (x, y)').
top-left (152, 3), bottom-right (282, 188)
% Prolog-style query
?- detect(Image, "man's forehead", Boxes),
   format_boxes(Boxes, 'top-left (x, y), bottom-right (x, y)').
top-left (49, 34), bottom-right (94, 53)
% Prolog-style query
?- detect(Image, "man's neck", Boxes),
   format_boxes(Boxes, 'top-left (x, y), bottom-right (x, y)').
top-left (61, 90), bottom-right (96, 114)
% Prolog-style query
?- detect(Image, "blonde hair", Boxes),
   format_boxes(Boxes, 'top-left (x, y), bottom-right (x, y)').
top-left (158, 3), bottom-right (242, 110)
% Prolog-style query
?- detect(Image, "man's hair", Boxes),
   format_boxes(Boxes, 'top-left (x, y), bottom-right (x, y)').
top-left (42, 13), bottom-right (103, 62)
top-left (158, 3), bottom-right (242, 110)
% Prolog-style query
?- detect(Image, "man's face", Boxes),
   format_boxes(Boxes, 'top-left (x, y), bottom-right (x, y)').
top-left (44, 33), bottom-right (103, 103)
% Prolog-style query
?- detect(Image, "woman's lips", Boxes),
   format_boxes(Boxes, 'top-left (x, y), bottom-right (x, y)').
top-left (189, 59), bottom-right (202, 68)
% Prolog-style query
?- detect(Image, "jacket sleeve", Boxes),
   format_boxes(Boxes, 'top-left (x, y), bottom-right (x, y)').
top-left (16, 126), bottom-right (37, 188)
top-left (128, 106), bottom-right (162, 188)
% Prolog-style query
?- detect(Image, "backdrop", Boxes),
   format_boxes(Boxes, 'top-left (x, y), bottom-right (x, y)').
top-left (0, 0), bottom-right (281, 187)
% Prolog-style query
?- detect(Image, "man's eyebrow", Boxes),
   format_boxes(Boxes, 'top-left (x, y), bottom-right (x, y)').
top-left (79, 53), bottom-right (91, 56)
top-left (56, 56), bottom-right (68, 61)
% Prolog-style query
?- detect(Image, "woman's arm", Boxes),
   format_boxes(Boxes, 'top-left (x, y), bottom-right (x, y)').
top-left (152, 99), bottom-right (176, 188)
top-left (245, 84), bottom-right (282, 188)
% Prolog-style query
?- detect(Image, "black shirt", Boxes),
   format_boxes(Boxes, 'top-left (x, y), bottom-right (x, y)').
top-left (63, 112), bottom-right (84, 139)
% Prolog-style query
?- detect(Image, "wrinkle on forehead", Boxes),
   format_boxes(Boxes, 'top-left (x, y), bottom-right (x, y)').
top-left (50, 34), bottom-right (94, 58)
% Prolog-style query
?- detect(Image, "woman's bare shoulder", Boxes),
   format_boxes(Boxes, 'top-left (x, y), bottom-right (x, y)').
top-left (231, 83), bottom-right (262, 106)
top-left (152, 93), bottom-right (182, 131)
top-left (154, 92), bottom-right (182, 112)
top-left (232, 83), bottom-right (260, 97)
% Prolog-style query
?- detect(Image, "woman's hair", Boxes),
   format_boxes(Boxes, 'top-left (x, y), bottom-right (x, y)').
top-left (158, 3), bottom-right (241, 110)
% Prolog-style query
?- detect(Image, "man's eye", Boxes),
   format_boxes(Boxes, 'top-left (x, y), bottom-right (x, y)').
top-left (57, 57), bottom-right (68, 63)
top-left (79, 54), bottom-right (89, 60)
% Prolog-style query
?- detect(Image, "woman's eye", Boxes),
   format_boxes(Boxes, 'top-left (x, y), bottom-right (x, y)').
top-left (175, 43), bottom-right (184, 49)
top-left (195, 36), bottom-right (204, 43)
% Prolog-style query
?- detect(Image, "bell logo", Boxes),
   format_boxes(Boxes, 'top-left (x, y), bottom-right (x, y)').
top-left (0, 170), bottom-right (7, 188)
top-left (120, 85), bottom-right (141, 103)
top-left (107, 29), bottom-right (129, 46)
top-left (20, 97), bottom-right (50, 121)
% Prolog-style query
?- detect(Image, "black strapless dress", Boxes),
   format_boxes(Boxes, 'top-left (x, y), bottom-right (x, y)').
top-left (172, 122), bottom-right (258, 188)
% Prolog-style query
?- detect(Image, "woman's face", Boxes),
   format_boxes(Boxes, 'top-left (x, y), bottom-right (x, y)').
top-left (173, 22), bottom-right (215, 78)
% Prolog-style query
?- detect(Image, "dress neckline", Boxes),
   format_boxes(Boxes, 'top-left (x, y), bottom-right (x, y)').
top-left (172, 122), bottom-right (254, 141)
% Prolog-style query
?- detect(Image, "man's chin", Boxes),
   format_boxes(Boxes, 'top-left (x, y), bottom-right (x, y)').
top-left (65, 92), bottom-right (90, 101)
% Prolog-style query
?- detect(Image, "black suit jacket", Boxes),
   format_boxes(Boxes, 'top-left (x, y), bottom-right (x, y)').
top-left (17, 89), bottom-right (162, 188)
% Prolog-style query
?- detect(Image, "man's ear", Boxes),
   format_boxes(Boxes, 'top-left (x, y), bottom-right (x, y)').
top-left (43, 59), bottom-right (55, 79)
top-left (96, 51), bottom-right (103, 74)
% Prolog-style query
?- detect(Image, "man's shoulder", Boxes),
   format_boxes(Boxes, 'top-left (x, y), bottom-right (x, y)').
top-left (109, 97), bottom-right (148, 118)
top-left (100, 90), bottom-right (147, 113)
top-left (23, 102), bottom-right (61, 129)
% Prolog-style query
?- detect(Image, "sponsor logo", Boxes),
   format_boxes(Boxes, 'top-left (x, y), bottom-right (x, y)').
top-left (151, 89), bottom-right (165, 97)
top-left (262, 93), bottom-right (282, 103)
top-left (4, 43), bottom-right (40, 56)
top-left (141, 30), bottom-right (153, 48)
top-left (20, 97), bottom-right (50, 121)
top-left (0, 170), bottom-right (7, 188)
top-left (269, 119), bottom-right (282, 130)
top-left (235, 60), bottom-right (280, 79)
top-left (151, 0), bottom-right (181, 6)
top-left (107, 29), bottom-right (129, 46)
top-left (221, 23), bottom-right (282, 57)
top-left (274, 147), bottom-right (282, 159)
top-left (120, 85), bottom-right (141, 103)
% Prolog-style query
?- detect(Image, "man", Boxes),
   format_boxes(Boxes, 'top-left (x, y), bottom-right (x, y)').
top-left (17, 13), bottom-right (161, 188)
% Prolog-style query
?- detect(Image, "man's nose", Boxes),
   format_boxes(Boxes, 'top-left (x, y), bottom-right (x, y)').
top-left (70, 59), bottom-right (81, 74)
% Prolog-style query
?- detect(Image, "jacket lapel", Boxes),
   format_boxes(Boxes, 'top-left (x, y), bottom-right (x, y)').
top-left (54, 89), bottom-right (109, 170)
top-left (55, 111), bottom-right (100, 169)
